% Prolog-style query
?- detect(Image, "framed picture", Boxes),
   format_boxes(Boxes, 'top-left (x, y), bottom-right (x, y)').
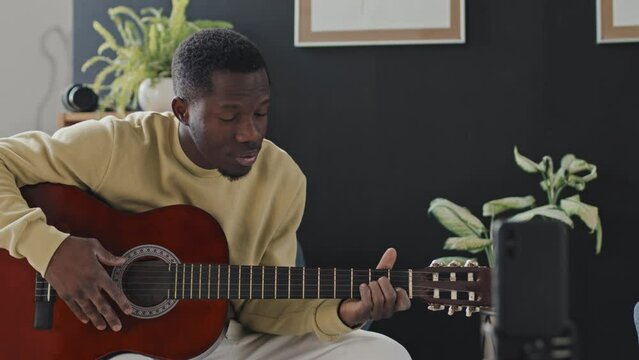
top-left (294, 0), bottom-right (465, 47)
top-left (597, 0), bottom-right (639, 43)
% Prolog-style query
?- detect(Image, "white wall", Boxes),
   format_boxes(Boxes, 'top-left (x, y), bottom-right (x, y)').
top-left (0, 0), bottom-right (72, 136)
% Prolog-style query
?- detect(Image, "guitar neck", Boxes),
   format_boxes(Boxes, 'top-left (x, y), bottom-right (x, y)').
top-left (156, 264), bottom-right (412, 301)
top-left (37, 264), bottom-right (413, 302)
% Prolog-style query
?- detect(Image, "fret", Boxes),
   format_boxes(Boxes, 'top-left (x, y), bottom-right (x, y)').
top-left (190, 264), bottom-right (194, 299)
top-left (350, 268), bottom-right (353, 298)
top-left (217, 264), bottom-right (220, 299)
top-left (302, 267), bottom-right (305, 299)
top-left (317, 267), bottom-right (320, 299)
top-left (261, 266), bottom-right (265, 299)
top-left (227, 264), bottom-right (231, 300)
top-left (47, 283), bottom-right (51, 302)
top-left (408, 269), bottom-right (413, 299)
top-left (208, 265), bottom-right (211, 299)
top-left (288, 267), bottom-right (291, 299)
top-left (238, 265), bottom-right (242, 300)
top-left (182, 264), bottom-right (186, 299)
top-left (199, 264), bottom-right (202, 299)
top-left (168, 263), bottom-right (172, 298)
top-left (368, 268), bottom-right (371, 283)
top-left (174, 263), bottom-right (178, 299)
top-left (274, 266), bottom-right (278, 299)
top-left (333, 268), bottom-right (337, 299)
top-left (249, 265), bottom-right (253, 299)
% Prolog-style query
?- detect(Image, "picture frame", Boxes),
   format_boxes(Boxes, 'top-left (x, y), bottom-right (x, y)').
top-left (597, 0), bottom-right (639, 43)
top-left (294, 0), bottom-right (465, 47)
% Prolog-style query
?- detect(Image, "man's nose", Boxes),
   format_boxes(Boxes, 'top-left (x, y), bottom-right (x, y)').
top-left (235, 116), bottom-right (261, 143)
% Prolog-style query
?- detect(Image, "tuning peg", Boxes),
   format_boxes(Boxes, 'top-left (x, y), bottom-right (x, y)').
top-left (464, 259), bottom-right (479, 267)
top-left (465, 306), bottom-right (480, 317)
top-left (447, 260), bottom-right (460, 267)
top-left (428, 304), bottom-right (445, 311)
top-left (429, 260), bottom-right (442, 267)
top-left (447, 305), bottom-right (462, 315)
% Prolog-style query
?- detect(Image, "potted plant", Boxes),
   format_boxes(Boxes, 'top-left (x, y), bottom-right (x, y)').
top-left (81, 0), bottom-right (233, 113)
top-left (428, 146), bottom-right (602, 267)
top-left (427, 147), bottom-right (602, 359)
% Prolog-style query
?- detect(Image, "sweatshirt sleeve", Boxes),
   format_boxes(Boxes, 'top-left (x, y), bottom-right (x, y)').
top-left (233, 176), bottom-right (354, 341)
top-left (0, 119), bottom-right (115, 275)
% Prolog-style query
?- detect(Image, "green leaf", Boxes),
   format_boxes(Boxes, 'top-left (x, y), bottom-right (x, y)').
top-left (91, 64), bottom-right (116, 93)
top-left (482, 196), bottom-right (536, 217)
top-left (514, 146), bottom-right (542, 173)
top-left (540, 179), bottom-right (550, 191)
top-left (97, 42), bottom-right (113, 55)
top-left (81, 56), bottom-right (113, 72)
top-left (191, 19), bottom-right (234, 29)
top-left (92, 21), bottom-right (118, 49)
top-left (428, 198), bottom-right (487, 237)
top-left (540, 155), bottom-right (554, 179)
top-left (444, 237), bottom-right (492, 254)
top-left (108, 6), bottom-right (146, 38)
top-left (559, 195), bottom-right (603, 254)
top-left (566, 175), bottom-right (587, 191)
top-left (430, 256), bottom-right (476, 266)
top-left (595, 220), bottom-right (603, 254)
top-left (509, 205), bottom-right (574, 228)
top-left (559, 195), bottom-right (598, 232)
top-left (141, 7), bottom-right (163, 18)
top-left (560, 153), bottom-right (577, 171)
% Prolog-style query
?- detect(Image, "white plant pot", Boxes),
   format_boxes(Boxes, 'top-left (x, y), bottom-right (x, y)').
top-left (138, 77), bottom-right (174, 112)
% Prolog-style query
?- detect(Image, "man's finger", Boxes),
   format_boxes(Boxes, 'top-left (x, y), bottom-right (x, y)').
top-left (369, 281), bottom-right (385, 320)
top-left (377, 277), bottom-right (397, 318)
top-left (376, 248), bottom-right (397, 270)
top-left (102, 277), bottom-right (133, 315)
top-left (94, 241), bottom-right (126, 267)
top-left (64, 297), bottom-right (90, 324)
top-left (359, 284), bottom-right (373, 318)
top-left (394, 288), bottom-right (412, 312)
top-left (76, 298), bottom-right (106, 330)
top-left (91, 291), bottom-right (122, 331)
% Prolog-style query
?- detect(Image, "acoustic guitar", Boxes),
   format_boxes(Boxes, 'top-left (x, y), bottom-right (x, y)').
top-left (0, 183), bottom-right (491, 359)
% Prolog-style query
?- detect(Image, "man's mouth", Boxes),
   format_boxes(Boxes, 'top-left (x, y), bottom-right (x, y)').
top-left (235, 151), bottom-right (259, 167)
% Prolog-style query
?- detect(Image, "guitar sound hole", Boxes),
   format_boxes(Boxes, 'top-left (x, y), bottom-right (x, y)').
top-left (121, 258), bottom-right (171, 307)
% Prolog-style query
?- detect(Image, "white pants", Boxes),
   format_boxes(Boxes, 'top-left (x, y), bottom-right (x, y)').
top-left (113, 320), bottom-right (411, 360)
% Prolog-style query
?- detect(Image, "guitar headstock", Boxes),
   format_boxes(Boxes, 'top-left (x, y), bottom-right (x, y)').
top-left (413, 259), bottom-right (491, 317)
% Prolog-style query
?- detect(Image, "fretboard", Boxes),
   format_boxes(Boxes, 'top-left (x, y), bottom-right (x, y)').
top-left (162, 264), bottom-right (412, 300)
top-left (36, 264), bottom-right (413, 301)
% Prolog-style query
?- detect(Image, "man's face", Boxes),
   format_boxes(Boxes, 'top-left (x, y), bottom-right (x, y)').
top-left (179, 69), bottom-right (270, 180)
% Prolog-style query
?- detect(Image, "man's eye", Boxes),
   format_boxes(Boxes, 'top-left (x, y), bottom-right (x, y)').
top-left (255, 112), bottom-right (267, 117)
top-left (220, 115), bottom-right (236, 121)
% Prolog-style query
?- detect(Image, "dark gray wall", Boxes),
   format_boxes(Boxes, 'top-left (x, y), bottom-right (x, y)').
top-left (75, 1), bottom-right (639, 359)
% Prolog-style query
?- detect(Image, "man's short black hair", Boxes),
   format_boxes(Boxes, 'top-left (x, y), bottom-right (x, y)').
top-left (172, 28), bottom-right (267, 101)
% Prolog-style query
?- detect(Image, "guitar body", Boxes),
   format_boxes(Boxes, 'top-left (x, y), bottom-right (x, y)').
top-left (0, 184), bottom-right (229, 359)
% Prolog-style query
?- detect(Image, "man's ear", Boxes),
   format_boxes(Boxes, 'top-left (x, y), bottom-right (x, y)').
top-left (171, 97), bottom-right (189, 125)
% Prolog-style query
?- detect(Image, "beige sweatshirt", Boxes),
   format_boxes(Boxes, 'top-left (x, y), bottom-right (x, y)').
top-left (0, 112), bottom-right (352, 341)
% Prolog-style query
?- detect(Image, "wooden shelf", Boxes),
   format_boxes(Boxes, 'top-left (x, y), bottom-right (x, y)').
top-left (57, 112), bottom-right (128, 128)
